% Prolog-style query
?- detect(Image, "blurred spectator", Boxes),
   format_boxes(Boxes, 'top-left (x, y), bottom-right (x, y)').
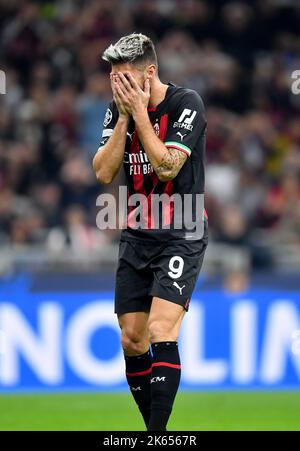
top-left (47, 204), bottom-right (108, 253)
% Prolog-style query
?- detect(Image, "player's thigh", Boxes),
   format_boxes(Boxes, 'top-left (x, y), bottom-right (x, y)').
top-left (115, 240), bottom-right (152, 316)
top-left (150, 238), bottom-right (207, 313)
top-left (148, 297), bottom-right (185, 343)
top-left (118, 311), bottom-right (150, 354)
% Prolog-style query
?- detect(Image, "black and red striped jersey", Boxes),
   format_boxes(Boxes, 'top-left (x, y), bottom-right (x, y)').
top-left (98, 82), bottom-right (207, 241)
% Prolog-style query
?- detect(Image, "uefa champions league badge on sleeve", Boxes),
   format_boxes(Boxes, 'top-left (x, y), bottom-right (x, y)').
top-left (103, 108), bottom-right (113, 127)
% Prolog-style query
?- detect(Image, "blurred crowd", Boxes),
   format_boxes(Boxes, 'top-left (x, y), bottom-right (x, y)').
top-left (0, 0), bottom-right (300, 268)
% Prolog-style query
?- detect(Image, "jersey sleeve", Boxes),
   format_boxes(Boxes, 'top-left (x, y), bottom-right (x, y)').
top-left (164, 90), bottom-right (206, 157)
top-left (98, 101), bottom-right (119, 150)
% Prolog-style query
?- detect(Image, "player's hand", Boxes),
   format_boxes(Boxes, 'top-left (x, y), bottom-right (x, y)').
top-left (115, 72), bottom-right (150, 118)
top-left (110, 73), bottom-right (130, 119)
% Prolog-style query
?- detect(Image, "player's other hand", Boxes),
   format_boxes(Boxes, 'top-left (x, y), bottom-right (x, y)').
top-left (115, 72), bottom-right (150, 118)
top-left (110, 73), bottom-right (130, 120)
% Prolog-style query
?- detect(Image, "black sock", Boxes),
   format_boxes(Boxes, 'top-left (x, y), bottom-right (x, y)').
top-left (125, 350), bottom-right (152, 428)
top-left (148, 341), bottom-right (181, 431)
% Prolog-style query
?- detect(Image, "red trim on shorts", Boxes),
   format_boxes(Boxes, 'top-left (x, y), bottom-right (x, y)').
top-left (184, 298), bottom-right (190, 310)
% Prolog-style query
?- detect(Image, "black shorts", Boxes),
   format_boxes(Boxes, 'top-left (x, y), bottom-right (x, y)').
top-left (114, 229), bottom-right (208, 316)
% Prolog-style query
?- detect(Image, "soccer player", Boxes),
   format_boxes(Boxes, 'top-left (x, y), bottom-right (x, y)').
top-left (93, 33), bottom-right (208, 431)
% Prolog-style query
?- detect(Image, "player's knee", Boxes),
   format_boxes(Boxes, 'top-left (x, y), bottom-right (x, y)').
top-left (148, 319), bottom-right (178, 343)
top-left (121, 330), bottom-right (148, 356)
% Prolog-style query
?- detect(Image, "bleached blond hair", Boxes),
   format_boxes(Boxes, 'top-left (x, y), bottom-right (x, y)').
top-left (102, 33), bottom-right (157, 66)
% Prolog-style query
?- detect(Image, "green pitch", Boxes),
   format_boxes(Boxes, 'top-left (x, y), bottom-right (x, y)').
top-left (0, 391), bottom-right (299, 431)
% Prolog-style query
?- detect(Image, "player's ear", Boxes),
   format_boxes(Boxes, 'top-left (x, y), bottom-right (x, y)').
top-left (145, 64), bottom-right (156, 80)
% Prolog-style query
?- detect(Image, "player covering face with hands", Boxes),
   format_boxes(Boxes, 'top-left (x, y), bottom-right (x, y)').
top-left (110, 70), bottom-right (151, 119)
top-left (93, 33), bottom-right (208, 431)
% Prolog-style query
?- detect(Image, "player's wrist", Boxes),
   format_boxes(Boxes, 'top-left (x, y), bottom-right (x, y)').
top-left (118, 115), bottom-right (130, 125)
top-left (132, 108), bottom-right (149, 125)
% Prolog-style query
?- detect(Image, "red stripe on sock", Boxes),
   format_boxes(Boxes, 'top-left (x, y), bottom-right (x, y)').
top-left (126, 367), bottom-right (152, 377)
top-left (152, 362), bottom-right (181, 370)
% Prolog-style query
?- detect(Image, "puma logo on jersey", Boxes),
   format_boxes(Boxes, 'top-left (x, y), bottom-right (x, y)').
top-left (173, 282), bottom-right (186, 295)
top-left (151, 376), bottom-right (166, 384)
top-left (126, 131), bottom-right (134, 141)
top-left (176, 131), bottom-right (187, 141)
top-left (130, 386), bottom-right (141, 391)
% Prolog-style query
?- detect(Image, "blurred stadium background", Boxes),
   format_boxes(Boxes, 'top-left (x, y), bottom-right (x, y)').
top-left (0, 0), bottom-right (300, 431)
